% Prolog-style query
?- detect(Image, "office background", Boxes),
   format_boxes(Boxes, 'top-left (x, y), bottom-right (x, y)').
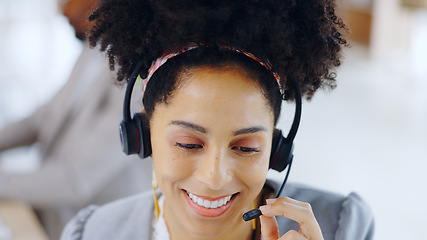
top-left (1, 0), bottom-right (426, 239)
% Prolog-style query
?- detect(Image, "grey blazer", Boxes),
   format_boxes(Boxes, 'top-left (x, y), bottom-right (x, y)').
top-left (0, 43), bottom-right (152, 239)
top-left (61, 181), bottom-right (374, 240)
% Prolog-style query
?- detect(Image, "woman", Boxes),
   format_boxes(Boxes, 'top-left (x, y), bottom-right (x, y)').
top-left (61, 0), bottom-right (374, 239)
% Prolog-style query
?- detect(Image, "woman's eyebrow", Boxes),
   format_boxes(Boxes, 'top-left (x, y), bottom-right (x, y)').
top-left (233, 126), bottom-right (267, 136)
top-left (169, 120), bottom-right (207, 133)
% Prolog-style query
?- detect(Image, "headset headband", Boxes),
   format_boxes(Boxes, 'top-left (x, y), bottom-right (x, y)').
top-left (137, 44), bottom-right (285, 98)
top-left (124, 45), bottom-right (301, 141)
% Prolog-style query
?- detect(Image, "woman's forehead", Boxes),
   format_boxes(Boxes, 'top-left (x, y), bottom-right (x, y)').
top-left (152, 67), bottom-right (275, 129)
top-left (175, 67), bottom-right (263, 104)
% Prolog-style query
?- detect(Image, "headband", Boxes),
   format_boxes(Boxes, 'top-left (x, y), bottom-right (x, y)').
top-left (137, 44), bottom-right (284, 97)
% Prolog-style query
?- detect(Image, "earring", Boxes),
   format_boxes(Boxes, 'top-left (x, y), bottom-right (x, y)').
top-left (152, 170), bottom-right (160, 220)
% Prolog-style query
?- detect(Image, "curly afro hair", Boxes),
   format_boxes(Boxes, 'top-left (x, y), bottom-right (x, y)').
top-left (89, 0), bottom-right (347, 101)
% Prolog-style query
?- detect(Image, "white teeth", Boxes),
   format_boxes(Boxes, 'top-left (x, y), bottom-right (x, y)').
top-left (186, 191), bottom-right (233, 209)
top-left (211, 200), bottom-right (218, 208)
top-left (203, 200), bottom-right (210, 208)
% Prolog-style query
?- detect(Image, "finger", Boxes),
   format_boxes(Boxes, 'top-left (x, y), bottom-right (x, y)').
top-left (266, 197), bottom-right (308, 208)
top-left (259, 215), bottom-right (279, 240)
top-left (260, 198), bottom-right (323, 240)
top-left (260, 198), bottom-right (314, 223)
top-left (279, 230), bottom-right (308, 240)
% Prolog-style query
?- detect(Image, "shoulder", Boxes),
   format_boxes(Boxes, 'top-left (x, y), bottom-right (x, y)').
top-left (268, 181), bottom-right (374, 240)
top-left (334, 192), bottom-right (375, 240)
top-left (60, 191), bottom-right (153, 240)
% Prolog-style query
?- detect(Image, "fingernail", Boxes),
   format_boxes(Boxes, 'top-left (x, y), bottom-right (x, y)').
top-left (259, 204), bottom-right (271, 212)
top-left (266, 198), bottom-right (278, 204)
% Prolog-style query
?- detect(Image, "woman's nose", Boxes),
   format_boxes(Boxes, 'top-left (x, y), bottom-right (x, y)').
top-left (194, 146), bottom-right (232, 190)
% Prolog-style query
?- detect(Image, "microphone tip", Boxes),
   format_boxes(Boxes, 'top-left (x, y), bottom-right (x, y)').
top-left (242, 209), bottom-right (262, 221)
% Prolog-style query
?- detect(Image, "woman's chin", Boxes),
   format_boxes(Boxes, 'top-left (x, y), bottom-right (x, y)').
top-left (185, 224), bottom-right (227, 238)
top-left (164, 193), bottom-right (240, 239)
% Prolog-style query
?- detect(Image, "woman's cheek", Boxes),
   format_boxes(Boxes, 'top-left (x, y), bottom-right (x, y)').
top-left (236, 155), bottom-right (270, 186)
top-left (156, 145), bottom-right (196, 180)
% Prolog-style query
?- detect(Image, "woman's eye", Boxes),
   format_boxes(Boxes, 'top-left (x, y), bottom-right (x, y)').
top-left (175, 142), bottom-right (203, 150)
top-left (232, 146), bottom-right (260, 153)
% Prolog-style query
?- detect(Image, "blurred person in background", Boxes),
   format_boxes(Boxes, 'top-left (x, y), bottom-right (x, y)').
top-left (0, 0), bottom-right (151, 238)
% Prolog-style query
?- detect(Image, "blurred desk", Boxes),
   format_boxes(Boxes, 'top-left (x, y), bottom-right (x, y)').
top-left (0, 201), bottom-right (48, 240)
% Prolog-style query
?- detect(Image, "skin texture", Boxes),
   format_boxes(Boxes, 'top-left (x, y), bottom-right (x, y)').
top-left (150, 66), bottom-right (273, 240)
top-left (149, 66), bottom-right (324, 240)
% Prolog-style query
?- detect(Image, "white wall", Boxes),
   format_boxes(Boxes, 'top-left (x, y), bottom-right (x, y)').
top-left (273, 43), bottom-right (427, 240)
top-left (0, 0), bottom-right (81, 124)
top-left (273, 2), bottom-right (427, 238)
top-left (0, 0), bottom-right (82, 171)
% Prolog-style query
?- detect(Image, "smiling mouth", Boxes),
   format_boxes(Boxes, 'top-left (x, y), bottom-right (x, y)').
top-left (183, 190), bottom-right (238, 217)
top-left (186, 191), bottom-right (234, 208)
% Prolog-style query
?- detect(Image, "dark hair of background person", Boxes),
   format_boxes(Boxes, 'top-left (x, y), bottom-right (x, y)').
top-left (88, 0), bottom-right (348, 120)
top-left (62, 0), bottom-right (98, 40)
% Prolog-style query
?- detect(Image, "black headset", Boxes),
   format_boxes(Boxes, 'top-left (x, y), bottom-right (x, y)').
top-left (119, 61), bottom-right (302, 173)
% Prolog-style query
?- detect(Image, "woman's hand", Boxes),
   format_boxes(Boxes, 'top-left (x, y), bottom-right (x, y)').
top-left (259, 197), bottom-right (324, 240)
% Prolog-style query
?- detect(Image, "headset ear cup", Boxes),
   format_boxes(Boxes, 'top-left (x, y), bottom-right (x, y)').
top-left (270, 129), bottom-right (294, 172)
top-left (119, 120), bottom-right (130, 155)
top-left (133, 112), bottom-right (152, 158)
top-left (119, 119), bottom-right (140, 155)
